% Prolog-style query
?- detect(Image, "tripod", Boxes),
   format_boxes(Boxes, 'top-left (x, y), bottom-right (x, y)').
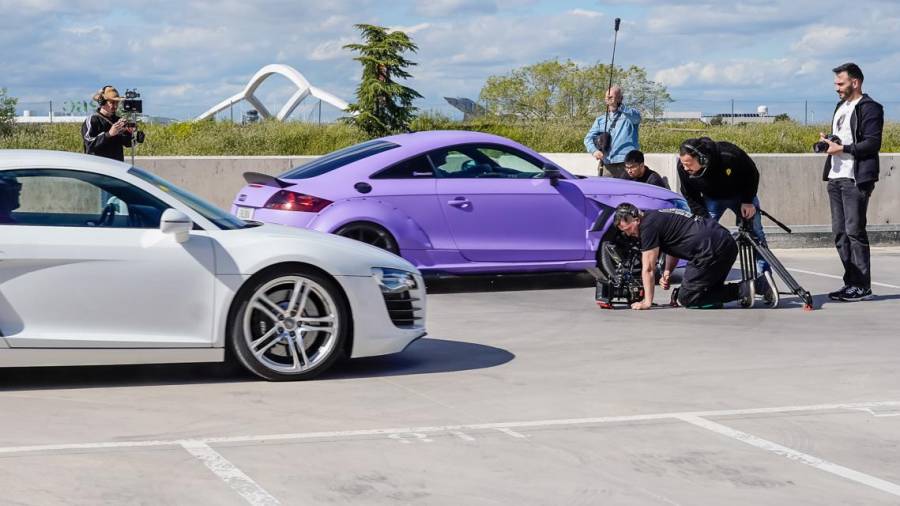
top-left (736, 210), bottom-right (814, 311)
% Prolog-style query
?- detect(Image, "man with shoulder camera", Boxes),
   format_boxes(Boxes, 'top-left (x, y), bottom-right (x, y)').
top-left (583, 85), bottom-right (641, 178)
top-left (818, 63), bottom-right (883, 302)
top-left (676, 136), bottom-right (773, 293)
top-left (82, 85), bottom-right (137, 162)
top-left (613, 203), bottom-right (774, 310)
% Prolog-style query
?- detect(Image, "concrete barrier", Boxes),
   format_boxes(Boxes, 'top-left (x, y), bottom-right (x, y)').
top-left (132, 153), bottom-right (899, 227)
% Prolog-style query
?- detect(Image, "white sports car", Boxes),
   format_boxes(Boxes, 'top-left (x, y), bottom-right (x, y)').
top-left (0, 150), bottom-right (426, 381)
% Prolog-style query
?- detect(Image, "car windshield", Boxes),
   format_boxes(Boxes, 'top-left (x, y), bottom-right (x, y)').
top-left (280, 140), bottom-right (400, 179)
top-left (128, 167), bottom-right (249, 230)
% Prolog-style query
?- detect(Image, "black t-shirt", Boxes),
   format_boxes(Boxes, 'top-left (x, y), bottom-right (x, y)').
top-left (630, 167), bottom-right (668, 189)
top-left (639, 209), bottom-right (730, 260)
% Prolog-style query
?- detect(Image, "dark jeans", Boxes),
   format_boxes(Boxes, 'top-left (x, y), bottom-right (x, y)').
top-left (677, 231), bottom-right (741, 308)
top-left (598, 161), bottom-right (627, 178)
top-left (827, 178), bottom-right (874, 289)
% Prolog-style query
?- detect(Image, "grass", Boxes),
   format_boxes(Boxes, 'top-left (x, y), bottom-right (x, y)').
top-left (3, 118), bottom-right (899, 155)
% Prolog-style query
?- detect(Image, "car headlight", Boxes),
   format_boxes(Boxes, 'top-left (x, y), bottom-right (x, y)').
top-left (372, 267), bottom-right (418, 294)
top-left (669, 198), bottom-right (691, 213)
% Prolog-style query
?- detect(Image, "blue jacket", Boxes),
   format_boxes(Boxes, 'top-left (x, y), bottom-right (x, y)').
top-left (583, 105), bottom-right (641, 164)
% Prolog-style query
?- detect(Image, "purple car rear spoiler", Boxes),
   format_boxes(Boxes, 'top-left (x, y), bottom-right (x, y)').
top-left (243, 171), bottom-right (293, 188)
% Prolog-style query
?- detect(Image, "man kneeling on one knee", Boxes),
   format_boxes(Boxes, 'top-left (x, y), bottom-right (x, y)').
top-left (613, 203), bottom-right (776, 310)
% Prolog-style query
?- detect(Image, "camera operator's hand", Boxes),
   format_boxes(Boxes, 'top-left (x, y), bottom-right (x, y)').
top-left (109, 119), bottom-right (126, 137)
top-left (660, 270), bottom-right (672, 290)
top-left (824, 139), bottom-right (843, 156)
top-left (631, 299), bottom-right (653, 310)
top-left (593, 150), bottom-right (605, 161)
top-left (741, 203), bottom-right (757, 220)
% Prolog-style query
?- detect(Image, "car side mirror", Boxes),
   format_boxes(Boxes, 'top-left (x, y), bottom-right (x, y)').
top-left (543, 164), bottom-right (561, 187)
top-left (160, 208), bottom-right (192, 243)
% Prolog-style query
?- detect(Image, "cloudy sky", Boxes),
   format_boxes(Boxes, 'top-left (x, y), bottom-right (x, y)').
top-left (2, 0), bottom-right (898, 121)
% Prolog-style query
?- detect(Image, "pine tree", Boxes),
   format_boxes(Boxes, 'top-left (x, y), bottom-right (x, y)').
top-left (343, 24), bottom-right (423, 137)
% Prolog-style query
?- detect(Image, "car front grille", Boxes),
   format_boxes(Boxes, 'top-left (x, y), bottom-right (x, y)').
top-left (382, 290), bottom-right (424, 328)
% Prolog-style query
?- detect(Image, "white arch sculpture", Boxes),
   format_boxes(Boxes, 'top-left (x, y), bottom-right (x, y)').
top-left (195, 64), bottom-right (351, 121)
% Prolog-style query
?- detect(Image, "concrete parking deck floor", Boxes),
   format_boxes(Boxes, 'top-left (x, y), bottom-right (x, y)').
top-left (1, 247), bottom-right (899, 505)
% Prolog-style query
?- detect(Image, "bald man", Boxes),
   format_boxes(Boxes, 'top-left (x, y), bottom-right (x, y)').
top-left (583, 85), bottom-right (641, 178)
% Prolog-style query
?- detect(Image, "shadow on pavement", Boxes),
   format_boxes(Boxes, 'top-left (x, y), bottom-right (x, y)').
top-left (426, 272), bottom-right (594, 294)
top-left (323, 337), bottom-right (514, 380)
top-left (0, 339), bottom-right (513, 390)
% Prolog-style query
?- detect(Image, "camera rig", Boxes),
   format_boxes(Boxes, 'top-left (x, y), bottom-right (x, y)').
top-left (588, 239), bottom-right (646, 309)
top-left (120, 89), bottom-right (145, 166)
top-left (736, 209), bottom-right (814, 311)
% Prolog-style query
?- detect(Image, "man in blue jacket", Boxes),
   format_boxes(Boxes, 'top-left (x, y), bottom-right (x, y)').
top-left (818, 63), bottom-right (883, 302)
top-left (583, 86), bottom-right (641, 178)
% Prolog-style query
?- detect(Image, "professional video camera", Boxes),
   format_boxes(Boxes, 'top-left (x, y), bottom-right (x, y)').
top-left (588, 238), bottom-right (647, 308)
top-left (813, 134), bottom-right (841, 153)
top-left (120, 89), bottom-right (145, 164)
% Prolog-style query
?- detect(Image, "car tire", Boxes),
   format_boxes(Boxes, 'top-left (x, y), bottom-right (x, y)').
top-left (335, 222), bottom-right (400, 255)
top-left (229, 266), bottom-right (349, 381)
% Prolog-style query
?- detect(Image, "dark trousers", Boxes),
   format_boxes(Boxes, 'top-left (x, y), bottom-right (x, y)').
top-left (598, 161), bottom-right (627, 178)
top-left (827, 178), bottom-right (874, 289)
top-left (677, 234), bottom-right (741, 308)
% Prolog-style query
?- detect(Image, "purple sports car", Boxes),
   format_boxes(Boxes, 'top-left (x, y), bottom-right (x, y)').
top-left (231, 131), bottom-right (688, 274)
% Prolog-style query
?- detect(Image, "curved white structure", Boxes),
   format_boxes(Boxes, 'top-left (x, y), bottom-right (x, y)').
top-left (195, 64), bottom-right (351, 121)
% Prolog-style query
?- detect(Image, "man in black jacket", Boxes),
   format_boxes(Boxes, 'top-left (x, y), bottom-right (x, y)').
top-left (81, 85), bottom-right (135, 162)
top-left (624, 150), bottom-right (669, 189)
top-left (676, 137), bottom-right (771, 288)
top-left (818, 63), bottom-right (883, 302)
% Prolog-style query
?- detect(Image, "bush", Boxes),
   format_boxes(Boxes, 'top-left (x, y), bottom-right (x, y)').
top-left (2, 118), bottom-right (899, 154)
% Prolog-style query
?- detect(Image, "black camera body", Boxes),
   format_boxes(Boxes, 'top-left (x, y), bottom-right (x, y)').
top-left (594, 239), bottom-right (646, 307)
top-left (121, 89), bottom-right (143, 114)
top-left (813, 134), bottom-right (841, 153)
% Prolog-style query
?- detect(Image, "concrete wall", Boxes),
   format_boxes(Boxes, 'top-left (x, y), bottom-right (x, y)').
top-left (132, 153), bottom-right (899, 226)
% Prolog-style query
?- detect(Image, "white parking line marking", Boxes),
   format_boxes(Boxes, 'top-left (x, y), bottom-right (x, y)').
top-left (388, 433), bottom-right (433, 444)
top-left (1, 401), bottom-right (898, 456)
top-left (495, 427), bottom-right (527, 439)
top-left (849, 407), bottom-right (900, 418)
top-left (450, 431), bottom-right (476, 442)
top-left (677, 415), bottom-right (900, 498)
top-left (180, 441), bottom-right (280, 506)
top-left (787, 268), bottom-right (900, 290)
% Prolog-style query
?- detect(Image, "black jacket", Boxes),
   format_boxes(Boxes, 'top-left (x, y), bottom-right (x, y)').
top-left (822, 94), bottom-right (883, 186)
top-left (677, 139), bottom-right (760, 217)
top-left (82, 112), bottom-right (132, 162)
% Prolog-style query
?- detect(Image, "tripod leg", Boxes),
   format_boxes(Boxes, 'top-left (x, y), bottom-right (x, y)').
top-left (747, 240), bottom-right (814, 310)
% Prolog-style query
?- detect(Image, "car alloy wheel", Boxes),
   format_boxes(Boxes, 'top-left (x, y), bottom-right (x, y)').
top-left (231, 268), bottom-right (348, 381)
top-left (335, 222), bottom-right (400, 254)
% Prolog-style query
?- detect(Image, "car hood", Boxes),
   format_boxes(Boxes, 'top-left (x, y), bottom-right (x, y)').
top-left (209, 223), bottom-right (420, 277)
top-left (569, 176), bottom-right (683, 206)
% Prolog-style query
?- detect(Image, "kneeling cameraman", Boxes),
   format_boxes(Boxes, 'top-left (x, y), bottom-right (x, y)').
top-left (614, 203), bottom-right (774, 310)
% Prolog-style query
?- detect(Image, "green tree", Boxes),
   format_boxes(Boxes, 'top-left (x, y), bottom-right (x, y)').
top-left (343, 24), bottom-right (423, 137)
top-left (0, 88), bottom-right (18, 136)
top-left (479, 59), bottom-right (671, 122)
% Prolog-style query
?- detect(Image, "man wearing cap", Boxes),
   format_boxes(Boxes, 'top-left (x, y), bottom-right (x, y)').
top-left (81, 86), bottom-right (135, 162)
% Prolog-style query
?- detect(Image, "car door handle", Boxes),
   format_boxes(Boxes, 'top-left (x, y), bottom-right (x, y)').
top-left (447, 198), bottom-right (470, 208)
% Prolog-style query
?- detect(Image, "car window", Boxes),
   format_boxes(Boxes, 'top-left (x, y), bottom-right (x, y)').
top-left (429, 144), bottom-right (545, 179)
top-left (0, 169), bottom-right (169, 228)
top-left (281, 140), bottom-right (400, 179)
top-left (371, 155), bottom-right (434, 179)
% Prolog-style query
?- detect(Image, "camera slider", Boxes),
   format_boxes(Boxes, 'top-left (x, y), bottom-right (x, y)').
top-left (737, 210), bottom-right (814, 311)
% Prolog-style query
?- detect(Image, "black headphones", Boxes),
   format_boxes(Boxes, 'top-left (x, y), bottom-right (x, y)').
top-left (95, 85), bottom-right (115, 107)
top-left (681, 140), bottom-right (710, 178)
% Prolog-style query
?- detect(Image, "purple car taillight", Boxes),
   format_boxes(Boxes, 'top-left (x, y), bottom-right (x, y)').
top-left (263, 189), bottom-right (333, 213)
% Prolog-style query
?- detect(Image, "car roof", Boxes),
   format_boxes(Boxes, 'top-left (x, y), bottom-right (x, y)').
top-left (0, 149), bottom-right (132, 175)
top-left (381, 130), bottom-right (526, 152)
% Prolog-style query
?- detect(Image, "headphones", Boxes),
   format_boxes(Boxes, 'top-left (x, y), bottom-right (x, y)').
top-left (681, 140), bottom-right (709, 178)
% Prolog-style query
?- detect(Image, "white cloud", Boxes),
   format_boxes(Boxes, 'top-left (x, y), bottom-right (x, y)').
top-left (390, 22), bottom-right (431, 35)
top-left (413, 0), bottom-right (497, 17)
top-left (654, 59), bottom-right (815, 88)
top-left (308, 37), bottom-right (355, 61)
top-left (568, 9), bottom-right (602, 18)
top-left (792, 25), bottom-right (852, 54)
